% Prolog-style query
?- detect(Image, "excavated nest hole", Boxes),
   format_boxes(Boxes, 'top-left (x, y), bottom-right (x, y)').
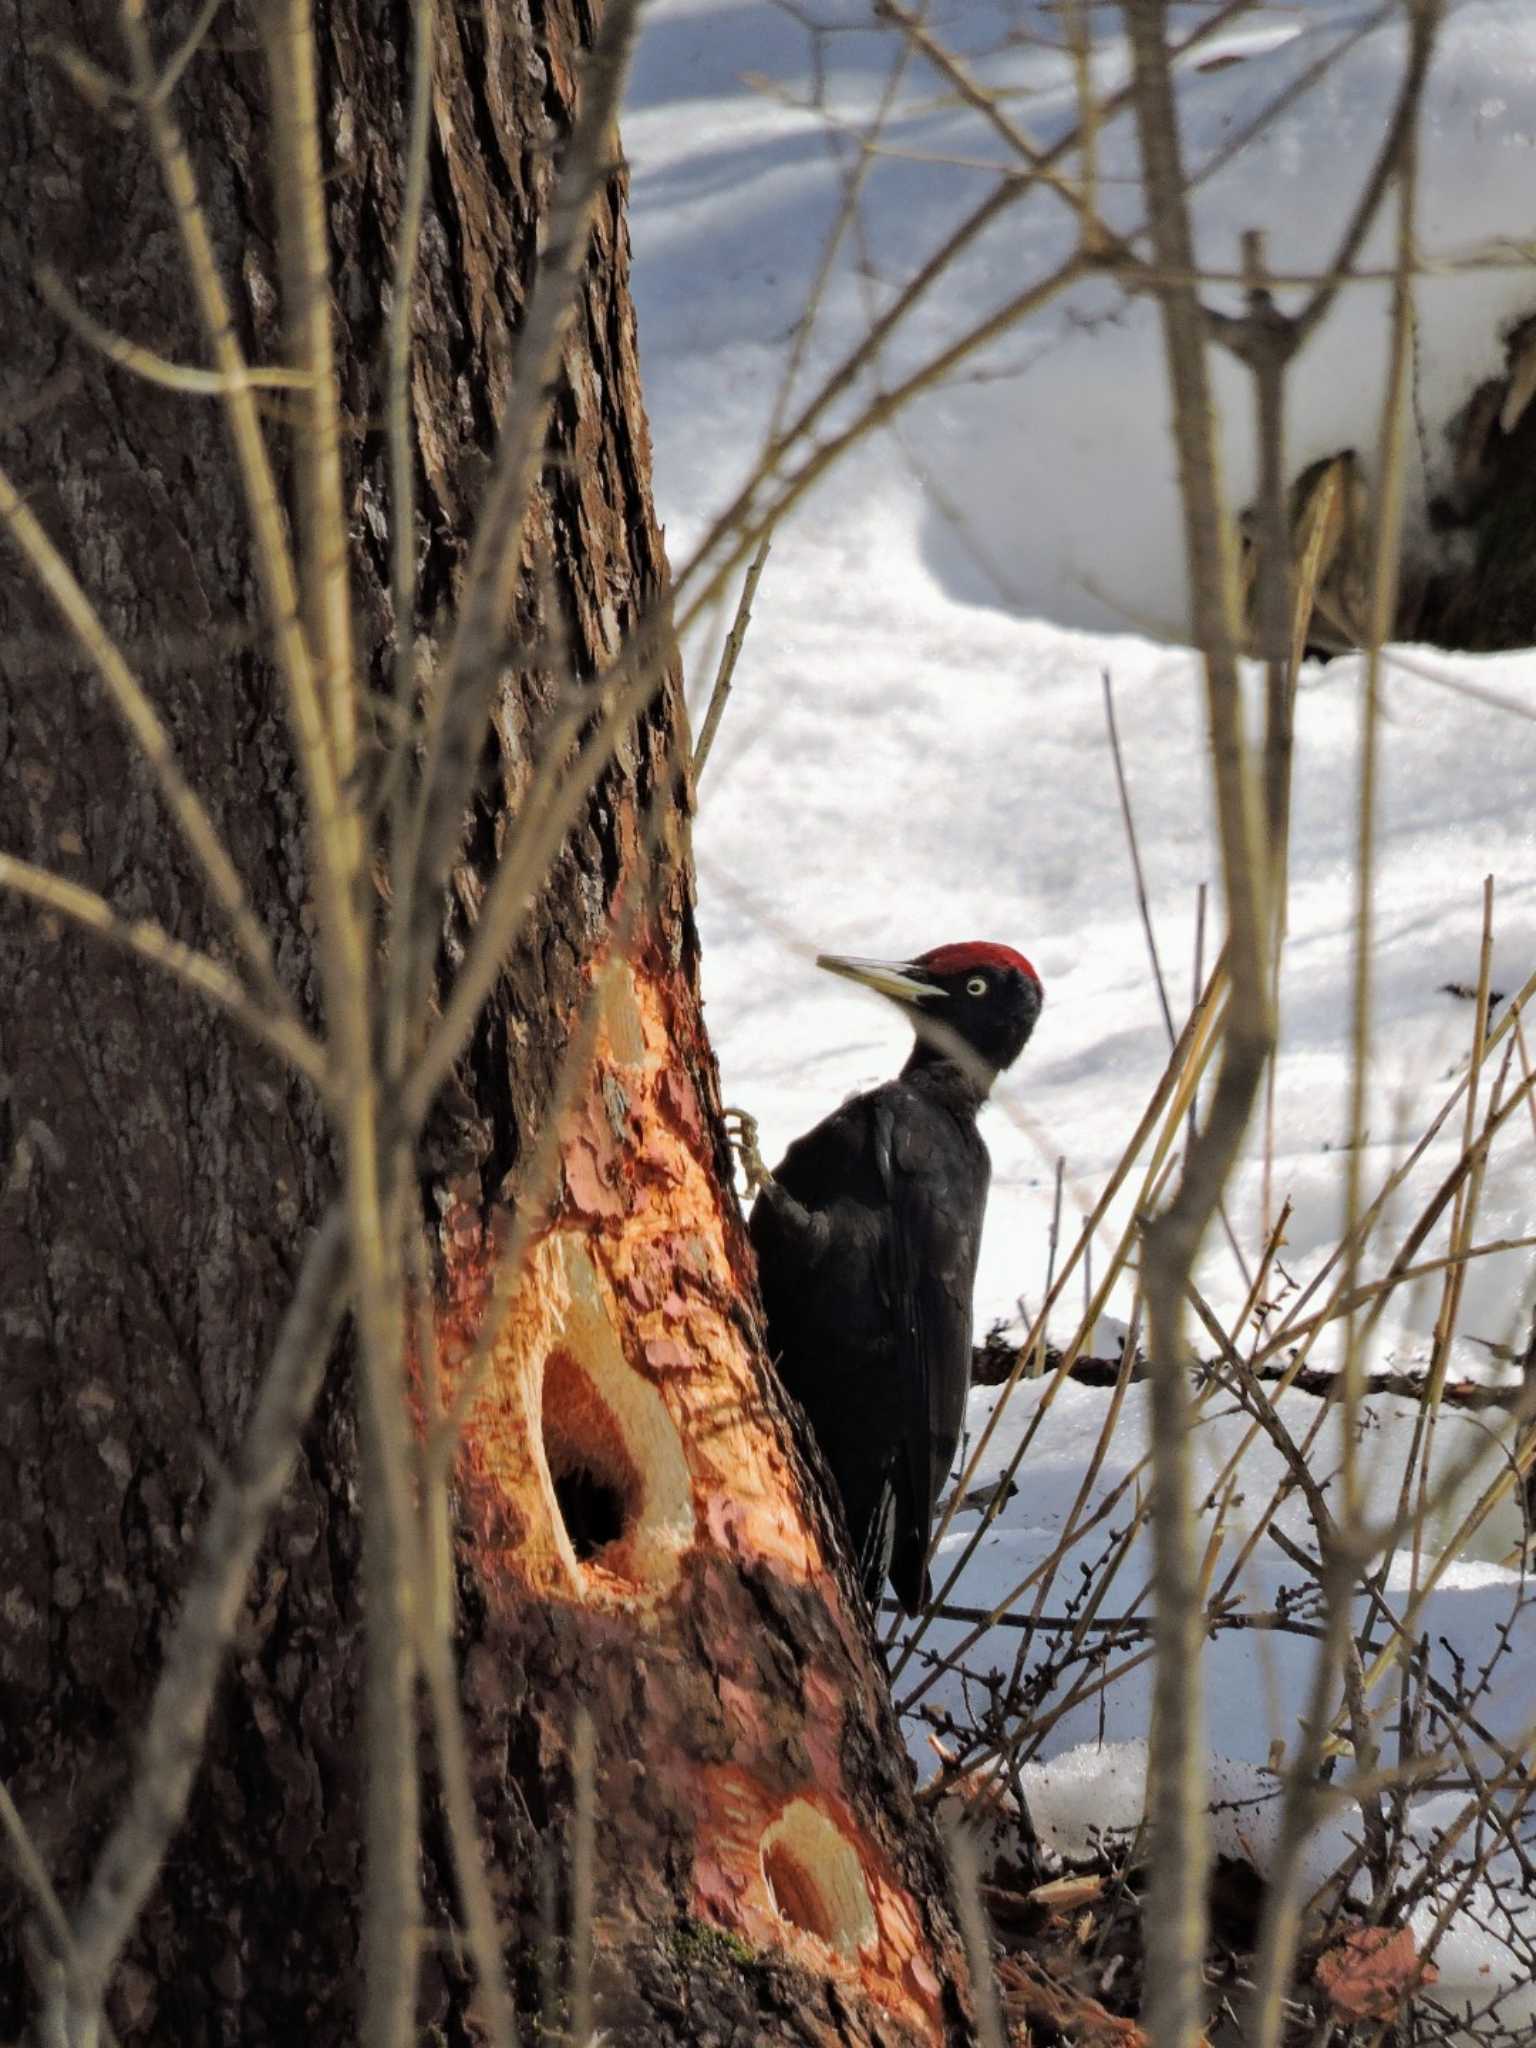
top-left (760, 1802), bottom-right (877, 1959)
top-left (541, 1350), bottom-right (643, 1572)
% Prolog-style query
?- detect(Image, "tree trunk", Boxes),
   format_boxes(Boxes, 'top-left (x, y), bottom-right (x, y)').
top-left (0, 4), bottom-right (977, 2042)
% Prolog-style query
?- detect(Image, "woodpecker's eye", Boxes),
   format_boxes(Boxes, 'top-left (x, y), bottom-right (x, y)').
top-left (966, 975), bottom-right (988, 997)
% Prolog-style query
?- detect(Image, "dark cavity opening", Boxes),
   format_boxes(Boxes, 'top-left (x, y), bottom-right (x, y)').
top-left (551, 1463), bottom-right (626, 1562)
top-left (540, 1347), bottom-right (639, 1570)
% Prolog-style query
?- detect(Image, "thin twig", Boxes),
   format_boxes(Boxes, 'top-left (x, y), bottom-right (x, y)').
top-left (1103, 668), bottom-right (1253, 1290)
top-left (1101, 669), bottom-right (1176, 1046)
top-left (36, 266), bottom-right (312, 394)
top-left (691, 531), bottom-right (772, 781)
top-left (266, 0), bottom-right (358, 781)
top-left (0, 853), bottom-right (330, 1094)
top-left (382, 0), bottom-right (437, 1086)
top-left (1392, 878), bottom-right (1498, 1606)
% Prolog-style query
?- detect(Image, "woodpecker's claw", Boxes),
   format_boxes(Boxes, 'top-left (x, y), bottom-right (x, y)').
top-left (723, 1107), bottom-right (772, 1196)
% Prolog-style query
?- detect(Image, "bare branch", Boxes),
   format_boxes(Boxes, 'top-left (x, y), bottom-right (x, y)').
top-left (381, 0), bottom-right (437, 1084)
top-left (0, 852), bottom-right (330, 1094)
top-left (37, 266), bottom-right (312, 395)
top-left (691, 531), bottom-right (772, 782)
top-left (264, 0), bottom-right (359, 780)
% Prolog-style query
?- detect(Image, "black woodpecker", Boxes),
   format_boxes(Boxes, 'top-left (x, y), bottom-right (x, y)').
top-left (734, 942), bottom-right (1043, 1615)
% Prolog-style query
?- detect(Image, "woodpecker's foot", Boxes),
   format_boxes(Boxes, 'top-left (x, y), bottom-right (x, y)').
top-left (723, 1107), bottom-right (773, 1196)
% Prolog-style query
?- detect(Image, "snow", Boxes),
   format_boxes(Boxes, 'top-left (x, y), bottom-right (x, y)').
top-left (623, 0), bottom-right (1536, 2022)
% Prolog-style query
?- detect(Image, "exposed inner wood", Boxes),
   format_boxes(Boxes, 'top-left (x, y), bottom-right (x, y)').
top-left (436, 950), bottom-right (959, 2038)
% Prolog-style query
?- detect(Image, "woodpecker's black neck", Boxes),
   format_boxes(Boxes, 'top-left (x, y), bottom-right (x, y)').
top-left (901, 1035), bottom-right (995, 1114)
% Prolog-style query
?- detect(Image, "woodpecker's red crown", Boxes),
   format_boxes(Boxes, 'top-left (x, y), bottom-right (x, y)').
top-left (915, 941), bottom-right (1040, 987)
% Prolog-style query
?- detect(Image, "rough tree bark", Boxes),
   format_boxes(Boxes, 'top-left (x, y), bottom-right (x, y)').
top-left (0, 2), bottom-right (978, 2043)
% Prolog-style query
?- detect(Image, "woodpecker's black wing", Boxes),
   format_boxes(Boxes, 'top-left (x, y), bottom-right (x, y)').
top-left (748, 1074), bottom-right (987, 1614)
top-left (879, 1084), bottom-right (987, 1610)
top-left (747, 1090), bottom-right (892, 1590)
